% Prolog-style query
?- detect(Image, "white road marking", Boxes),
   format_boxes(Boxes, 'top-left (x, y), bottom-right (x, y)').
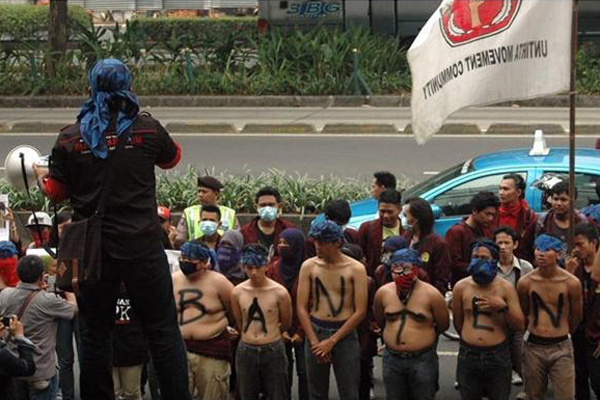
top-left (423, 171), bottom-right (439, 175)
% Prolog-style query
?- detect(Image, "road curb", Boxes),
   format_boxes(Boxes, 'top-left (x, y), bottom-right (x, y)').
top-left (3, 122), bottom-right (600, 135)
top-left (3, 94), bottom-right (600, 108)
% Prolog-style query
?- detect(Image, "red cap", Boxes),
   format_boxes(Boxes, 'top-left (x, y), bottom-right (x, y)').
top-left (157, 206), bottom-right (171, 220)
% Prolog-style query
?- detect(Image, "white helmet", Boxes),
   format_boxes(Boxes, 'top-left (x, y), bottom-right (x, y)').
top-left (26, 212), bottom-right (52, 228)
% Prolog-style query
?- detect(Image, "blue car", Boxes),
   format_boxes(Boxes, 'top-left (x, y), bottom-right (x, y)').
top-left (341, 146), bottom-right (600, 236)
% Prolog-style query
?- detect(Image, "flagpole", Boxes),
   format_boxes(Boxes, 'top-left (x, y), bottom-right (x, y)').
top-left (568, 0), bottom-right (579, 250)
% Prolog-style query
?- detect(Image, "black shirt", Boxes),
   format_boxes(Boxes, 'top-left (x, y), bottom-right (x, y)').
top-left (49, 113), bottom-right (178, 259)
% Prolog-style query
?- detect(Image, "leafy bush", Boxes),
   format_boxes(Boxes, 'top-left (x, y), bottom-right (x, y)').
top-left (577, 44), bottom-right (600, 94)
top-left (0, 4), bottom-right (91, 41)
top-left (0, 168), bottom-right (411, 215)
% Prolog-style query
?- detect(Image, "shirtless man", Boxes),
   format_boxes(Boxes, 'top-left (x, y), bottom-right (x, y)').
top-left (452, 240), bottom-right (525, 400)
top-left (297, 220), bottom-right (368, 400)
top-left (517, 234), bottom-right (583, 400)
top-left (231, 244), bottom-right (292, 400)
top-left (172, 241), bottom-right (235, 400)
top-left (373, 248), bottom-right (449, 400)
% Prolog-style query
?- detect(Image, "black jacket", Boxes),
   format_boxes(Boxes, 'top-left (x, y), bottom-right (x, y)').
top-left (0, 336), bottom-right (36, 400)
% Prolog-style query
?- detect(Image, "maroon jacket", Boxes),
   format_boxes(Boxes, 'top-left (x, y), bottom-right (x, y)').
top-left (445, 218), bottom-right (491, 287)
top-left (520, 210), bottom-right (586, 262)
top-left (240, 217), bottom-right (295, 249)
top-left (574, 264), bottom-right (600, 344)
top-left (404, 232), bottom-right (451, 294)
top-left (305, 228), bottom-right (360, 259)
top-left (266, 258), bottom-right (304, 338)
top-left (358, 219), bottom-right (404, 277)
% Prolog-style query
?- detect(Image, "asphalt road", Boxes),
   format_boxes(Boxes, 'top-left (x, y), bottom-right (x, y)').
top-left (1, 107), bottom-right (600, 131)
top-left (1, 134), bottom-right (598, 184)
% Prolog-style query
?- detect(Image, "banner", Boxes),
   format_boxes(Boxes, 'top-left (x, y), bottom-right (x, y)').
top-left (408, 0), bottom-right (572, 144)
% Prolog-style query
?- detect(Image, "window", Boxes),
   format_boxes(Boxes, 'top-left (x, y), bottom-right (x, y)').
top-left (541, 171), bottom-right (600, 209)
top-left (432, 172), bottom-right (527, 217)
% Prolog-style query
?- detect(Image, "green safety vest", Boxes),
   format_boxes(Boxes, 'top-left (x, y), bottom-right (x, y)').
top-left (184, 204), bottom-right (237, 240)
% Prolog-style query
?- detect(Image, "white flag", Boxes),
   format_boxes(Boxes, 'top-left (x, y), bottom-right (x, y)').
top-left (408, 0), bottom-right (573, 144)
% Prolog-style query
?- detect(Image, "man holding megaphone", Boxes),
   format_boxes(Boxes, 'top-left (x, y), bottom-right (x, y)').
top-left (32, 59), bottom-right (192, 400)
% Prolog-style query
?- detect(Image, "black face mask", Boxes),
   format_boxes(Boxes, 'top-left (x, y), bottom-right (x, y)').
top-left (180, 261), bottom-right (198, 276)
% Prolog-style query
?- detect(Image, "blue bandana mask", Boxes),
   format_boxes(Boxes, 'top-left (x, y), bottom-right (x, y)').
top-left (468, 258), bottom-right (498, 285)
top-left (258, 206), bottom-right (277, 222)
top-left (180, 261), bottom-right (199, 276)
top-left (200, 221), bottom-right (218, 236)
top-left (535, 234), bottom-right (567, 253)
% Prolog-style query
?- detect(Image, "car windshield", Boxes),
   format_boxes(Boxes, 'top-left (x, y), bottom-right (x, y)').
top-left (402, 161), bottom-right (471, 199)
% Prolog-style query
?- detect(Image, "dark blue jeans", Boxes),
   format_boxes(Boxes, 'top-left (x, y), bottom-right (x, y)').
top-left (574, 332), bottom-right (600, 400)
top-left (382, 346), bottom-right (439, 400)
top-left (286, 340), bottom-right (308, 400)
top-left (236, 339), bottom-right (289, 400)
top-left (56, 316), bottom-right (80, 400)
top-left (78, 250), bottom-right (191, 400)
top-left (304, 319), bottom-right (360, 400)
top-left (456, 341), bottom-right (512, 400)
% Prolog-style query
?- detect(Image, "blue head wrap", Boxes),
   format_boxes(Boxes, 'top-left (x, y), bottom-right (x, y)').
top-left (535, 234), bottom-right (567, 253)
top-left (78, 59), bottom-right (140, 159)
top-left (309, 220), bottom-right (344, 242)
top-left (0, 241), bottom-right (18, 258)
top-left (383, 236), bottom-right (408, 253)
top-left (241, 245), bottom-right (268, 267)
top-left (471, 239), bottom-right (500, 260)
top-left (582, 204), bottom-right (600, 224)
top-left (390, 248), bottom-right (423, 268)
top-left (181, 241), bottom-right (217, 269)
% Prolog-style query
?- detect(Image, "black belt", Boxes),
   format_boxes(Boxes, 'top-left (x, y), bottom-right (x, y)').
top-left (527, 333), bottom-right (569, 345)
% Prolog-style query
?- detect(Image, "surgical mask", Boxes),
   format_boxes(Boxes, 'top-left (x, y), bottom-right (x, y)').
top-left (468, 258), bottom-right (498, 285)
top-left (258, 206), bottom-right (278, 222)
top-left (400, 213), bottom-right (412, 230)
top-left (180, 261), bottom-right (199, 276)
top-left (200, 221), bottom-right (218, 236)
top-left (381, 253), bottom-right (391, 266)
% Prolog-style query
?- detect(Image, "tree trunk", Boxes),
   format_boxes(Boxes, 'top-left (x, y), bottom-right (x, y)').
top-left (48, 0), bottom-right (68, 75)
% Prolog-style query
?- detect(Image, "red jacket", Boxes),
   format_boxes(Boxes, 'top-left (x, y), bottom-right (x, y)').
top-left (240, 217), bottom-right (295, 249)
top-left (493, 201), bottom-right (537, 259)
top-left (404, 232), bottom-right (451, 294)
top-left (445, 218), bottom-right (491, 287)
top-left (358, 219), bottom-right (404, 277)
top-left (574, 264), bottom-right (600, 344)
top-left (266, 258), bottom-right (303, 338)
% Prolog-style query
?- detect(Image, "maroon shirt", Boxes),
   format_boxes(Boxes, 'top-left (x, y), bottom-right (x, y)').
top-left (358, 219), bottom-right (404, 277)
top-left (445, 218), bottom-right (491, 287)
top-left (404, 232), bottom-right (451, 294)
top-left (240, 217), bottom-right (295, 250)
top-left (574, 264), bottom-right (600, 344)
top-left (266, 258), bottom-right (303, 338)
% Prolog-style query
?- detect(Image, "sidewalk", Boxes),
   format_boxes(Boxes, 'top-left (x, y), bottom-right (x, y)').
top-left (1, 106), bottom-right (599, 135)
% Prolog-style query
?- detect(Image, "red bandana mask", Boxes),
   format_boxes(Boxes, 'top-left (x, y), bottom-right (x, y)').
top-left (394, 266), bottom-right (418, 302)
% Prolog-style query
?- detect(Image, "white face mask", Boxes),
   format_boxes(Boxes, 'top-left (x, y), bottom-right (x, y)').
top-left (200, 221), bottom-right (218, 236)
top-left (258, 206), bottom-right (278, 222)
top-left (400, 212), bottom-right (412, 230)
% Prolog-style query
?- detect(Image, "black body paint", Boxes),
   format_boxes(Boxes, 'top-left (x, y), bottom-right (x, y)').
top-left (471, 297), bottom-right (494, 332)
top-left (314, 277), bottom-right (345, 317)
top-left (386, 309), bottom-right (427, 345)
top-left (178, 289), bottom-right (207, 325)
top-left (531, 291), bottom-right (564, 328)
top-left (244, 297), bottom-right (268, 334)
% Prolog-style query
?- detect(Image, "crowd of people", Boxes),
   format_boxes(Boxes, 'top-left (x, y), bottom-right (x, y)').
top-left (0, 59), bottom-right (599, 400)
top-left (1, 169), bottom-right (600, 400)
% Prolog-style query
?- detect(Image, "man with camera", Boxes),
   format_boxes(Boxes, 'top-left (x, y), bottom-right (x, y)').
top-left (0, 255), bottom-right (76, 400)
top-left (0, 315), bottom-right (36, 400)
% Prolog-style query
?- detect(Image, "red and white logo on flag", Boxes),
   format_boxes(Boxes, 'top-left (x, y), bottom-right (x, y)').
top-left (440, 0), bottom-right (522, 47)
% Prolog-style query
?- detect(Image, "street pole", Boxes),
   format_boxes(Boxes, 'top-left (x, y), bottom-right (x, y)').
top-left (568, 0), bottom-right (579, 251)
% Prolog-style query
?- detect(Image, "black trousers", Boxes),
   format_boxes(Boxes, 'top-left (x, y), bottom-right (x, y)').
top-left (78, 249), bottom-right (191, 400)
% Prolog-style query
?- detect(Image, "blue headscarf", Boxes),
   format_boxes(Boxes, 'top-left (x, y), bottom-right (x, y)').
top-left (383, 236), bottom-right (408, 253)
top-left (535, 234), bottom-right (567, 253)
top-left (0, 241), bottom-right (18, 258)
top-left (309, 220), bottom-right (344, 242)
top-left (582, 204), bottom-right (600, 224)
top-left (241, 245), bottom-right (268, 267)
top-left (78, 59), bottom-right (139, 159)
top-left (181, 241), bottom-right (217, 270)
top-left (390, 248), bottom-right (423, 268)
top-left (471, 239), bottom-right (500, 260)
